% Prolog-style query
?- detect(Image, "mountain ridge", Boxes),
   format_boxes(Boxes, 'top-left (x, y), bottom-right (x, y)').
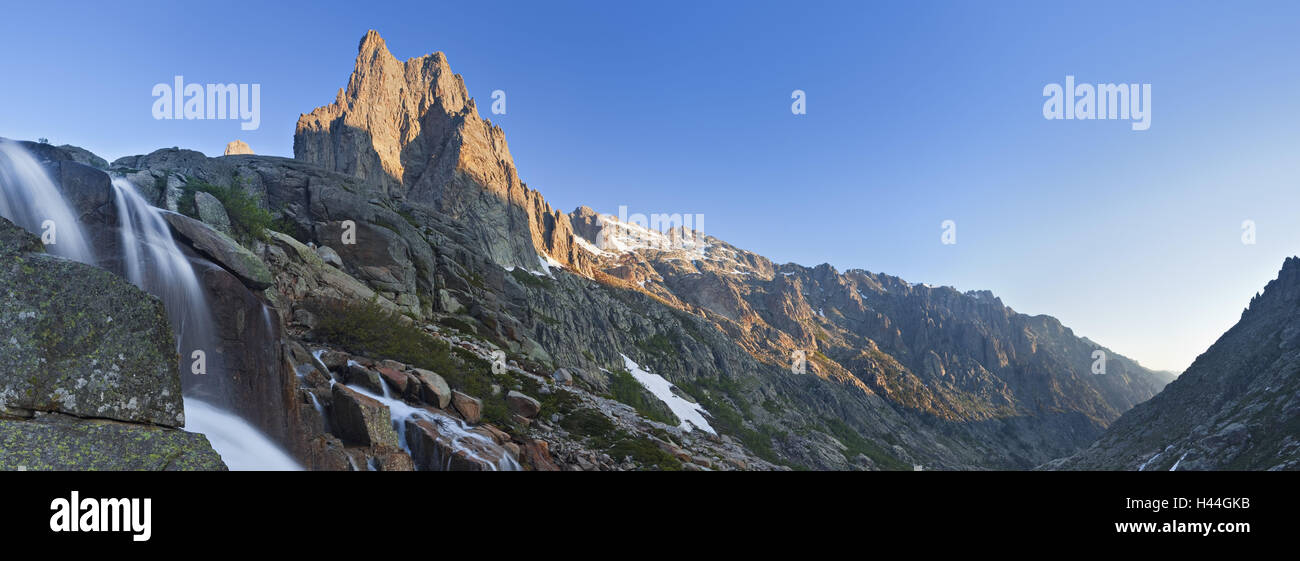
top-left (1049, 257), bottom-right (1300, 470)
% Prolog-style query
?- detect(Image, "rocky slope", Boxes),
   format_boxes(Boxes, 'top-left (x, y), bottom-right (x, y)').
top-left (0, 215), bottom-right (225, 470)
top-left (569, 213), bottom-right (1176, 463)
top-left (1050, 258), bottom-right (1300, 471)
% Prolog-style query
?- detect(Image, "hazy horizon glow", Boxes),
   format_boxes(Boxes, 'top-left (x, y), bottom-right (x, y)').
top-left (4, 1), bottom-right (1299, 373)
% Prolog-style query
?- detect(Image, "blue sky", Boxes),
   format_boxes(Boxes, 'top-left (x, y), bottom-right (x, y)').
top-left (3, 0), bottom-right (1299, 372)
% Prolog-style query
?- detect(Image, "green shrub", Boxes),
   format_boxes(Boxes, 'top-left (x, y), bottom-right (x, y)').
top-left (606, 434), bottom-right (682, 471)
top-left (638, 333), bottom-right (675, 357)
top-left (822, 417), bottom-right (908, 470)
top-left (559, 408), bottom-right (616, 440)
top-left (510, 267), bottom-right (547, 288)
top-left (180, 178), bottom-right (273, 245)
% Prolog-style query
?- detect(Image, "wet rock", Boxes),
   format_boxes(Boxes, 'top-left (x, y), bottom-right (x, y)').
top-left (329, 384), bottom-right (398, 447)
top-left (405, 417), bottom-right (510, 471)
top-left (376, 367), bottom-right (409, 395)
top-left (344, 364), bottom-right (385, 395)
top-left (318, 350), bottom-right (350, 371)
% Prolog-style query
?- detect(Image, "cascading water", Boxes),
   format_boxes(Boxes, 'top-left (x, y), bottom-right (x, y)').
top-left (0, 140), bottom-right (94, 263)
top-left (182, 398), bottom-right (300, 470)
top-left (107, 177), bottom-right (299, 470)
top-left (344, 381), bottom-right (521, 471)
top-left (0, 141), bottom-right (298, 470)
top-left (109, 178), bottom-right (219, 375)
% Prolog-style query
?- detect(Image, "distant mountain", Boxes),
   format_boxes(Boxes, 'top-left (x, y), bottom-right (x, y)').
top-left (566, 208), bottom-right (1174, 466)
top-left (1049, 258), bottom-right (1300, 471)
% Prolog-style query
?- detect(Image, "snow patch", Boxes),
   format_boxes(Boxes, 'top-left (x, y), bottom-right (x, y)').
top-left (620, 354), bottom-right (715, 434)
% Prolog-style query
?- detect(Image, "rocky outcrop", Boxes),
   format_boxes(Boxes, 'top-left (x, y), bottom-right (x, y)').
top-left (162, 211), bottom-right (273, 289)
top-left (330, 384), bottom-right (398, 447)
top-left (0, 216), bottom-right (224, 470)
top-left (224, 140), bottom-right (254, 156)
top-left (1052, 258), bottom-right (1300, 471)
top-left (0, 217), bottom-right (185, 427)
top-left (294, 30), bottom-right (581, 273)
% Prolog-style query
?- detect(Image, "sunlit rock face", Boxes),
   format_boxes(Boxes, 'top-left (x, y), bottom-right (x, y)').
top-left (224, 140), bottom-right (254, 156)
top-left (294, 30), bottom-right (581, 273)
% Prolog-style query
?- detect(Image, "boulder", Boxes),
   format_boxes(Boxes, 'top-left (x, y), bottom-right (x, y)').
top-left (372, 444), bottom-right (415, 471)
top-left (506, 391), bottom-right (541, 418)
top-left (193, 191), bottom-right (233, 235)
top-left (375, 367), bottom-right (409, 394)
top-left (451, 391), bottom-right (482, 424)
top-left (161, 211), bottom-right (273, 289)
top-left (411, 368), bottom-right (451, 409)
top-left (345, 364), bottom-right (385, 395)
top-left (329, 384), bottom-right (398, 447)
top-left (523, 439), bottom-right (560, 471)
top-left (264, 230), bottom-right (402, 313)
top-left (0, 217), bottom-right (185, 427)
top-left (316, 245), bottom-right (343, 268)
top-left (552, 368), bottom-right (574, 386)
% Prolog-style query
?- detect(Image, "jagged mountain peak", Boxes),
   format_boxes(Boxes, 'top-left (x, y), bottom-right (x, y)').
top-left (295, 30), bottom-right (579, 272)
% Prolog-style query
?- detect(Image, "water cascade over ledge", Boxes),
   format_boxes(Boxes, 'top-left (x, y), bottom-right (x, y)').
top-left (0, 141), bottom-right (299, 470)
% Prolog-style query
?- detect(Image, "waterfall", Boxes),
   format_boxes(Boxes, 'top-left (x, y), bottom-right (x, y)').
top-left (345, 382), bottom-right (521, 471)
top-left (182, 398), bottom-right (301, 470)
top-left (107, 177), bottom-right (298, 469)
top-left (0, 141), bottom-right (298, 471)
top-left (0, 140), bottom-right (94, 263)
top-left (109, 178), bottom-right (219, 370)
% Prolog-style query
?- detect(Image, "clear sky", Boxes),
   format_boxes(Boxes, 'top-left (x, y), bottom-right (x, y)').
top-left (4, 0), bottom-right (1299, 372)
